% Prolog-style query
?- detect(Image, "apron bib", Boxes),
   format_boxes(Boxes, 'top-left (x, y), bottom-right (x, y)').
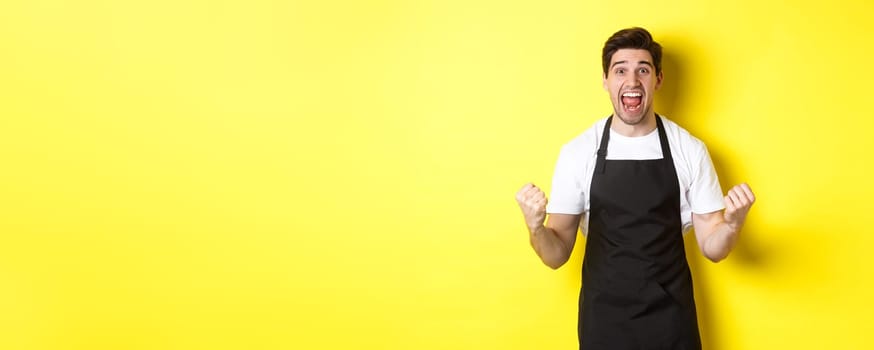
top-left (579, 116), bottom-right (701, 350)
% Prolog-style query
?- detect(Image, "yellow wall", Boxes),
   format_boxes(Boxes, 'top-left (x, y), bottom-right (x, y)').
top-left (1, 0), bottom-right (872, 349)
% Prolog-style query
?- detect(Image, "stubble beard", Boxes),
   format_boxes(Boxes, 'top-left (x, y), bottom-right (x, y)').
top-left (614, 103), bottom-right (652, 126)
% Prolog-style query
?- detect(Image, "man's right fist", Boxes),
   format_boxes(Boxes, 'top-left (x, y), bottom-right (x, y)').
top-left (516, 183), bottom-right (548, 232)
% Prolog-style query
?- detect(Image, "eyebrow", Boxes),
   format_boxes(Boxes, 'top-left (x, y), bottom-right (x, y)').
top-left (611, 60), bottom-right (654, 69)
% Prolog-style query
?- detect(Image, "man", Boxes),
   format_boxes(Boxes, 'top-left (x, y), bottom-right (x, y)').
top-left (515, 27), bottom-right (755, 349)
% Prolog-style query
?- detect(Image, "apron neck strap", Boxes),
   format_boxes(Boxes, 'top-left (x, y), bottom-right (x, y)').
top-left (595, 116), bottom-right (612, 174)
top-left (595, 114), bottom-right (670, 174)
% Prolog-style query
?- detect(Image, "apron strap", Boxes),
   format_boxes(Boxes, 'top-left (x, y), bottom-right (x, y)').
top-left (655, 115), bottom-right (673, 163)
top-left (595, 116), bottom-right (612, 174)
top-left (596, 115), bottom-right (672, 174)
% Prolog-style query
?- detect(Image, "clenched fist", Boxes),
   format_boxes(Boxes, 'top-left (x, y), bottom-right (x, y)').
top-left (516, 183), bottom-right (548, 232)
top-left (724, 183), bottom-right (756, 231)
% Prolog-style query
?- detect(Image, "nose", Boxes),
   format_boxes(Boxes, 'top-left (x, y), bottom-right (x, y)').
top-left (627, 72), bottom-right (641, 87)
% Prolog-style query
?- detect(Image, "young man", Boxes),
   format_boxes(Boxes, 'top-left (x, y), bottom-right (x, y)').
top-left (515, 27), bottom-right (755, 349)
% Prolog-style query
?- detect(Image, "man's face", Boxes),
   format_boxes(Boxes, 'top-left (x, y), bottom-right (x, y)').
top-left (603, 48), bottom-right (663, 126)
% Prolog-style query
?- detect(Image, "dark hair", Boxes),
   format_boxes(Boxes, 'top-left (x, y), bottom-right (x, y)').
top-left (602, 27), bottom-right (662, 76)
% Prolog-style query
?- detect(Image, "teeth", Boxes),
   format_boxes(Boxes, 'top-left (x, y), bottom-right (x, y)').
top-left (622, 92), bottom-right (642, 97)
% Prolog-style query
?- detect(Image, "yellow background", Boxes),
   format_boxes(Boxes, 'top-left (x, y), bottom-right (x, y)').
top-left (1, 0), bottom-right (872, 349)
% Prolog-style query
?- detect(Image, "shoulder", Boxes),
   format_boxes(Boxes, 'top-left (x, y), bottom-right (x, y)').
top-left (560, 116), bottom-right (609, 157)
top-left (660, 115), bottom-right (708, 156)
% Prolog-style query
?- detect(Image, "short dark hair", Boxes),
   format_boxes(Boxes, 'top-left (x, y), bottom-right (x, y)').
top-left (602, 27), bottom-right (662, 76)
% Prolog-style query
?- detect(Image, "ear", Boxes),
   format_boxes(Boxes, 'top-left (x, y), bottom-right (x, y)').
top-left (602, 73), bottom-right (608, 91)
top-left (655, 70), bottom-right (664, 90)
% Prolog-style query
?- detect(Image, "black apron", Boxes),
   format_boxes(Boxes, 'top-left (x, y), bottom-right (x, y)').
top-left (578, 115), bottom-right (701, 349)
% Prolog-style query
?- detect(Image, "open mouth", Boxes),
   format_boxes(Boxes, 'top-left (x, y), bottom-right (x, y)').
top-left (621, 91), bottom-right (643, 112)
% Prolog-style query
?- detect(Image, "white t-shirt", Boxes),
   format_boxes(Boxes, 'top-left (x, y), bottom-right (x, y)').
top-left (545, 116), bottom-right (725, 235)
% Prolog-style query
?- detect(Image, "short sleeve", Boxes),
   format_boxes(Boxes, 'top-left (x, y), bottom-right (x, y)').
top-left (689, 142), bottom-right (725, 214)
top-left (545, 144), bottom-right (586, 214)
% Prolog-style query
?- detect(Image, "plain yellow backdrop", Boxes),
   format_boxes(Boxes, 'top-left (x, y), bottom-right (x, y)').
top-left (1, 0), bottom-right (873, 349)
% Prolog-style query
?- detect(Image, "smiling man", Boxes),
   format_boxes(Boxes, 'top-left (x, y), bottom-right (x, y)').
top-left (515, 28), bottom-right (756, 349)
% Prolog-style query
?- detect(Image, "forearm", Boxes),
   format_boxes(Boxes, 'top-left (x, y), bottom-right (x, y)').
top-left (529, 225), bottom-right (572, 269)
top-left (702, 222), bottom-right (740, 262)
top-left (696, 182), bottom-right (755, 262)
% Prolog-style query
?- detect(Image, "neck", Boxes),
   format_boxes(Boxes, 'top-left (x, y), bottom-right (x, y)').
top-left (611, 112), bottom-right (657, 137)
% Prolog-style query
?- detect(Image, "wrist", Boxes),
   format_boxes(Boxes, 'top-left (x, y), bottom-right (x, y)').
top-left (724, 218), bottom-right (743, 235)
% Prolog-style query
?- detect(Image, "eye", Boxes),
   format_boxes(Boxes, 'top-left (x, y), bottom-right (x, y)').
top-left (638, 68), bottom-right (649, 74)
top-left (615, 68), bottom-right (625, 75)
